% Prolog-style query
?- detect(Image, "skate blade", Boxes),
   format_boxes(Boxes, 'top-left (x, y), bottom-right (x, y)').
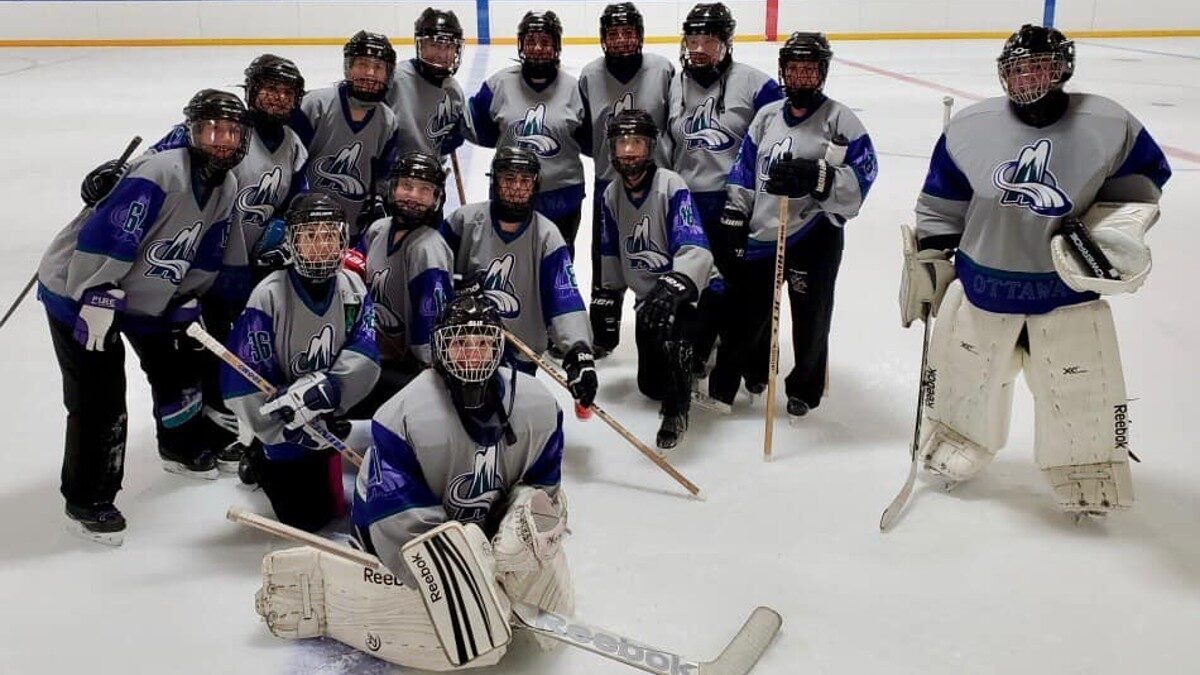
top-left (162, 461), bottom-right (219, 480)
top-left (216, 458), bottom-right (241, 474)
top-left (691, 392), bottom-right (732, 415)
top-left (65, 520), bottom-right (124, 547)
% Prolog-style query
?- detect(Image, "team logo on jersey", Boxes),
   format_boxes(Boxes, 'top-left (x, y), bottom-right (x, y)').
top-left (445, 444), bottom-right (506, 524)
top-left (624, 216), bottom-right (672, 273)
top-left (144, 221), bottom-right (202, 283)
top-left (612, 92), bottom-right (635, 118)
top-left (512, 104), bottom-right (561, 158)
top-left (482, 254), bottom-right (521, 318)
top-left (682, 97), bottom-right (736, 152)
top-left (291, 323), bottom-right (336, 374)
top-left (368, 268), bottom-right (403, 333)
top-left (312, 143), bottom-right (368, 200)
top-left (425, 93), bottom-right (458, 148)
top-left (758, 137), bottom-right (794, 190)
top-left (992, 139), bottom-right (1073, 217)
top-left (236, 166), bottom-right (284, 229)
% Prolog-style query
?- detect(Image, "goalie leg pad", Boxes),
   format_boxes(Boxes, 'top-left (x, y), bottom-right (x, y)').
top-left (257, 545), bottom-right (508, 671)
top-left (920, 283), bottom-right (1024, 480)
top-left (1045, 462), bottom-right (1133, 514)
top-left (1024, 299), bottom-right (1134, 510)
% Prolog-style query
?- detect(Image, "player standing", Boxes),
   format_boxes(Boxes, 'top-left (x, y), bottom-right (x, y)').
top-left (384, 8), bottom-right (468, 163)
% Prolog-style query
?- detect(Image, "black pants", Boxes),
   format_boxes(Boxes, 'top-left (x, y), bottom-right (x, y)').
top-left (257, 450), bottom-right (343, 532)
top-left (48, 314), bottom-right (210, 507)
top-left (695, 207), bottom-right (747, 404)
top-left (550, 205), bottom-right (583, 261)
top-left (737, 218), bottom-right (844, 408)
top-left (199, 294), bottom-right (239, 428)
top-left (634, 302), bottom-right (701, 417)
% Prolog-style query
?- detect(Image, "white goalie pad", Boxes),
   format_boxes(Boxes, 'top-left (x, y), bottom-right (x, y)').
top-left (1050, 202), bottom-right (1157, 295)
top-left (1024, 298), bottom-right (1134, 510)
top-left (920, 283), bottom-right (1025, 481)
top-left (256, 543), bottom-right (509, 671)
top-left (493, 486), bottom-right (574, 650)
top-left (898, 224), bottom-right (956, 328)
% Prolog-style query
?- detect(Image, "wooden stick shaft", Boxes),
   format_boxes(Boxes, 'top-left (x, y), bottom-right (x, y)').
top-left (185, 323), bottom-right (363, 468)
top-left (227, 507), bottom-right (381, 567)
top-left (503, 329), bottom-right (702, 497)
top-left (450, 150), bottom-right (468, 206)
top-left (763, 198), bottom-right (789, 460)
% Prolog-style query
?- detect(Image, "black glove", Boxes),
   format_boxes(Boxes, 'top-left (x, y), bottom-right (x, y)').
top-left (716, 205), bottom-right (750, 262)
top-left (765, 152), bottom-right (833, 200)
top-left (589, 288), bottom-right (623, 357)
top-left (638, 272), bottom-right (697, 342)
top-left (356, 193), bottom-right (389, 233)
top-left (562, 344), bottom-right (598, 408)
top-left (80, 159), bottom-right (128, 207)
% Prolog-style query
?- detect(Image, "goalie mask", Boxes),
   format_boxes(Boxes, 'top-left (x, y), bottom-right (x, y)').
top-left (998, 24), bottom-right (1074, 106)
top-left (680, 3), bottom-right (735, 76)
top-left (517, 11), bottom-right (563, 80)
top-left (434, 293), bottom-right (506, 410)
top-left (414, 8), bottom-right (464, 80)
top-left (343, 30), bottom-right (397, 102)
top-left (607, 108), bottom-right (657, 183)
top-left (389, 151), bottom-right (447, 229)
top-left (778, 32), bottom-right (832, 109)
top-left (600, 2), bottom-right (644, 73)
top-left (286, 193), bottom-right (349, 281)
top-left (244, 54), bottom-right (305, 128)
top-left (183, 89), bottom-right (251, 187)
top-left (490, 146), bottom-right (541, 223)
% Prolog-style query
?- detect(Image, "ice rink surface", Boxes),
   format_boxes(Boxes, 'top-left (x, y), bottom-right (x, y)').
top-left (1, 35), bottom-right (1198, 674)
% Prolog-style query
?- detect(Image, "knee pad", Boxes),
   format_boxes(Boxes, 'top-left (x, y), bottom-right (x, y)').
top-left (920, 419), bottom-right (996, 482)
top-left (1044, 461), bottom-right (1134, 514)
top-left (493, 487), bottom-right (574, 650)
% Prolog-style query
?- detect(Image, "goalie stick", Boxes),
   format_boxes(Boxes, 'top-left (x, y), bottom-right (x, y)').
top-left (1057, 216), bottom-right (1121, 281)
top-left (227, 507), bottom-right (782, 675)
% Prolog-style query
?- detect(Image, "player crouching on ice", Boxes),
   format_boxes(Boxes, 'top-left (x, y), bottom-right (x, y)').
top-left (253, 292), bottom-right (572, 670)
top-left (596, 109), bottom-right (722, 450)
top-left (223, 193), bottom-right (380, 532)
top-left (904, 25), bottom-right (1170, 517)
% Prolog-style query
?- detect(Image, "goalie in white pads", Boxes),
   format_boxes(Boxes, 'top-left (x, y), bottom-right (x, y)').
top-left (254, 292), bottom-right (573, 670)
top-left (905, 25), bottom-right (1170, 516)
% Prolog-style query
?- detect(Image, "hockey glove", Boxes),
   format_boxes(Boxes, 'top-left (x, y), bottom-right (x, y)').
top-left (341, 248), bottom-right (367, 281)
top-left (638, 272), bottom-right (697, 342)
top-left (281, 420), bottom-right (335, 452)
top-left (74, 288), bottom-right (125, 351)
top-left (717, 205), bottom-right (750, 262)
top-left (562, 344), bottom-right (598, 408)
top-left (80, 159), bottom-right (127, 207)
top-left (898, 224), bottom-right (956, 328)
top-left (766, 153), bottom-right (833, 200)
top-left (589, 288), bottom-right (623, 357)
top-left (252, 218), bottom-right (291, 271)
top-left (166, 298), bottom-right (205, 351)
top-left (355, 194), bottom-right (389, 234)
top-left (260, 372), bottom-right (341, 430)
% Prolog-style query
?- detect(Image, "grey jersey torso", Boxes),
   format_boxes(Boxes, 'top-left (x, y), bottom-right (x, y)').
top-left (227, 129), bottom-right (308, 266)
top-left (579, 53), bottom-right (675, 183)
top-left (384, 59), bottom-right (466, 159)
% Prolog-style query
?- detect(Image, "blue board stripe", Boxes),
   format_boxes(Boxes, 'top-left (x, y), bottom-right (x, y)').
top-left (476, 0), bottom-right (490, 45)
top-left (1043, 0), bottom-right (1057, 28)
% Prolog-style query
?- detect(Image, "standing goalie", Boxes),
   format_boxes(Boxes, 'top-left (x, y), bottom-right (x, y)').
top-left (904, 24), bottom-right (1170, 516)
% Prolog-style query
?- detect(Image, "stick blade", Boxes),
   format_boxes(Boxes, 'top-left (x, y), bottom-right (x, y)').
top-left (700, 607), bottom-right (783, 675)
top-left (879, 458), bottom-right (918, 532)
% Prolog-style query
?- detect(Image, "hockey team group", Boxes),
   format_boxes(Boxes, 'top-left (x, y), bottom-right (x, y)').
top-left (29, 0), bottom-right (1171, 670)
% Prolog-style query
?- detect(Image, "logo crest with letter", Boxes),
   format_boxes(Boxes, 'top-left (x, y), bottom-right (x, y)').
top-left (682, 97), bottom-right (735, 152)
top-left (236, 166), bottom-right (284, 229)
top-left (312, 142), bottom-right (368, 200)
top-left (291, 323), bottom-right (336, 375)
top-left (992, 139), bottom-right (1073, 216)
top-left (624, 215), bottom-right (671, 273)
top-left (512, 104), bottom-right (561, 158)
top-left (426, 93), bottom-right (459, 148)
top-left (758, 136), bottom-right (794, 190)
top-left (144, 221), bottom-right (202, 284)
top-left (445, 444), bottom-right (506, 524)
top-left (482, 254), bottom-right (521, 318)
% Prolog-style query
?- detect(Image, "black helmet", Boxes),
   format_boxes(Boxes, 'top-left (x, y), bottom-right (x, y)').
top-left (388, 151), bottom-right (447, 228)
top-left (680, 3), bottom-right (736, 75)
top-left (600, 3), bottom-right (644, 69)
top-left (244, 54), bottom-right (305, 126)
top-left (414, 8), bottom-right (465, 79)
top-left (778, 32), bottom-right (832, 108)
top-left (606, 108), bottom-right (657, 179)
top-left (183, 89), bottom-right (250, 187)
top-left (489, 146), bottom-right (540, 222)
top-left (433, 291), bottom-right (506, 409)
top-left (517, 11), bottom-right (563, 80)
top-left (998, 24), bottom-right (1074, 105)
top-left (285, 192), bottom-right (349, 281)
top-left (343, 30), bottom-right (397, 102)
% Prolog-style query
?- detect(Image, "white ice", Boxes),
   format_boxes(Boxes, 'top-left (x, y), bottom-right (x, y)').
top-left (2, 37), bottom-right (1199, 675)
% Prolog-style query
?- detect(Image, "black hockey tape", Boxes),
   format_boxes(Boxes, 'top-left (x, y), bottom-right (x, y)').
top-left (1060, 218), bottom-right (1120, 280)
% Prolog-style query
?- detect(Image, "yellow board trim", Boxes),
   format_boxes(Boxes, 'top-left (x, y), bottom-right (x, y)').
top-left (2, 29), bottom-right (1199, 48)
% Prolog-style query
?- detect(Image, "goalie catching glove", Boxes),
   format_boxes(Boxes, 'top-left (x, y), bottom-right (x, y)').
top-left (898, 224), bottom-right (955, 327)
top-left (1050, 201), bottom-right (1156, 295)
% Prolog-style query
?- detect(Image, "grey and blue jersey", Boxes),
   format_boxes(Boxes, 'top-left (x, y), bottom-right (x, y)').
top-left (148, 122), bottom-right (309, 305)
top-left (37, 147), bottom-right (235, 333)
top-left (384, 59), bottom-right (466, 159)
top-left (352, 366), bottom-right (564, 581)
top-left (579, 53), bottom-right (675, 184)
top-left (360, 219), bottom-right (454, 365)
top-left (291, 84), bottom-right (399, 237)
top-left (439, 201), bottom-right (591, 360)
top-left (222, 268), bottom-right (380, 460)
top-left (665, 62), bottom-right (783, 224)
top-left (726, 95), bottom-right (878, 261)
top-left (915, 94), bottom-right (1170, 314)
top-left (466, 65), bottom-right (591, 221)
top-left (599, 167), bottom-right (717, 300)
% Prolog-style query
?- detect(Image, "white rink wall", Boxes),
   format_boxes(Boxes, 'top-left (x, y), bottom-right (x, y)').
top-left (1, 0), bottom-right (1199, 43)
